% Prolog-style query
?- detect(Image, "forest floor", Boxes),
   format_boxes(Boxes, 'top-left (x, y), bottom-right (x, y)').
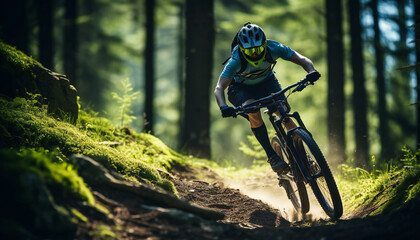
top-left (77, 164), bottom-right (420, 240)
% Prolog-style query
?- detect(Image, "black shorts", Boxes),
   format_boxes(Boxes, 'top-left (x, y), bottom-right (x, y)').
top-left (227, 75), bottom-right (288, 111)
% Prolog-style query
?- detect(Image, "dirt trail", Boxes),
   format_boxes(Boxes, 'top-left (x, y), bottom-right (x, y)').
top-left (78, 164), bottom-right (420, 239)
top-left (173, 165), bottom-right (329, 224)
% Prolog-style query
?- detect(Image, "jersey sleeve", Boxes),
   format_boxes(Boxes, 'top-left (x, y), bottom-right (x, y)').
top-left (220, 47), bottom-right (241, 79)
top-left (268, 40), bottom-right (295, 61)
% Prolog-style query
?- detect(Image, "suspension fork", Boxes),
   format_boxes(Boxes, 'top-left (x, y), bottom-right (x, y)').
top-left (268, 113), bottom-right (305, 183)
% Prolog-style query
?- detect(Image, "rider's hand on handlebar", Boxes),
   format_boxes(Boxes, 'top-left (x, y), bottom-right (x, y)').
top-left (220, 106), bottom-right (236, 118)
top-left (306, 71), bottom-right (321, 83)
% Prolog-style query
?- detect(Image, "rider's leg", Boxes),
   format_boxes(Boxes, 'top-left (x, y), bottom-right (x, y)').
top-left (246, 100), bottom-right (289, 173)
top-left (247, 109), bottom-right (276, 157)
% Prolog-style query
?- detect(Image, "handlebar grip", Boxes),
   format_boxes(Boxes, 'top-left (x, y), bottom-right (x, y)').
top-left (307, 71), bottom-right (321, 83)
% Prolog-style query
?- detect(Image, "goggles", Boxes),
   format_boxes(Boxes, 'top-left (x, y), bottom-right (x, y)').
top-left (240, 44), bottom-right (265, 57)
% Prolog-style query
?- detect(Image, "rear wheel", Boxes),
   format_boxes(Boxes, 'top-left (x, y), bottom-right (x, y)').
top-left (292, 129), bottom-right (343, 219)
top-left (271, 136), bottom-right (309, 215)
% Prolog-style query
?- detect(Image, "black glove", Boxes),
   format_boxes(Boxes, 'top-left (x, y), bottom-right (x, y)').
top-left (306, 71), bottom-right (321, 83)
top-left (220, 106), bottom-right (236, 118)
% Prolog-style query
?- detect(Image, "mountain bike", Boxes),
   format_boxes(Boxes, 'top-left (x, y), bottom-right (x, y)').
top-left (232, 77), bottom-right (343, 219)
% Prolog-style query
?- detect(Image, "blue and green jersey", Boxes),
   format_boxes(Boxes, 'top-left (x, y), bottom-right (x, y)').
top-left (221, 40), bottom-right (295, 85)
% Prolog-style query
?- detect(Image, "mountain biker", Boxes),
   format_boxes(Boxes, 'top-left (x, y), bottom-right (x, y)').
top-left (214, 22), bottom-right (320, 173)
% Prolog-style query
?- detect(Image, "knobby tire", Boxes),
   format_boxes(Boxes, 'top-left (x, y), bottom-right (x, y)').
top-left (292, 129), bottom-right (343, 219)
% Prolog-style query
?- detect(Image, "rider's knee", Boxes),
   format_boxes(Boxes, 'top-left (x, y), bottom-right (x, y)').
top-left (248, 113), bottom-right (264, 128)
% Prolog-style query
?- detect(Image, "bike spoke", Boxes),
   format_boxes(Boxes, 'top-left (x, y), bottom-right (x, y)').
top-left (318, 181), bottom-right (333, 207)
top-left (302, 141), bottom-right (334, 208)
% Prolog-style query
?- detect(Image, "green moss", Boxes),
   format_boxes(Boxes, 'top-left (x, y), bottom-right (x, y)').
top-left (0, 96), bottom-right (188, 193)
top-left (0, 148), bottom-right (95, 205)
top-left (0, 41), bottom-right (41, 72)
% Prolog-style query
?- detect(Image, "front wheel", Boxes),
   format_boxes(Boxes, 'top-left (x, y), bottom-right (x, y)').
top-left (292, 129), bottom-right (343, 219)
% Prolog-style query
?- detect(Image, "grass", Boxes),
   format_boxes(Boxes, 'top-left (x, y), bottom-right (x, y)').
top-left (336, 147), bottom-right (420, 216)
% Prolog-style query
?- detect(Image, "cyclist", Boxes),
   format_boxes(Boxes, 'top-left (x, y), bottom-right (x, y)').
top-left (214, 22), bottom-right (320, 173)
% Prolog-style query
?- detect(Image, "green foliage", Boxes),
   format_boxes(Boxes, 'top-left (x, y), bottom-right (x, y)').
top-left (0, 96), bottom-right (184, 193)
top-left (239, 135), bottom-right (266, 160)
top-left (110, 78), bottom-right (140, 127)
top-left (336, 147), bottom-right (420, 215)
top-left (238, 129), bottom-right (276, 166)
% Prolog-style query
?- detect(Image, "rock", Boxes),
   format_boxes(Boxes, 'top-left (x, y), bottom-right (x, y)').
top-left (21, 173), bottom-right (76, 237)
top-left (0, 43), bottom-right (78, 123)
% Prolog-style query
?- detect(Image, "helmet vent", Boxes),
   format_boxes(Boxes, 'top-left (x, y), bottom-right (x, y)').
top-left (237, 23), bottom-right (265, 49)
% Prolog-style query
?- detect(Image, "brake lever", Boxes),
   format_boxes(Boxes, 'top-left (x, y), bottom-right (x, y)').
top-left (292, 82), bottom-right (307, 93)
top-left (292, 77), bottom-right (316, 93)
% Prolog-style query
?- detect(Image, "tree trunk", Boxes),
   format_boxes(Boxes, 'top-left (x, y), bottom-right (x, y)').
top-left (176, 2), bottom-right (186, 150)
top-left (37, 0), bottom-right (54, 70)
top-left (181, 0), bottom-right (214, 158)
top-left (64, 0), bottom-right (78, 87)
top-left (0, 0), bottom-right (28, 53)
top-left (371, 0), bottom-right (390, 159)
top-left (326, 0), bottom-right (346, 163)
top-left (144, 0), bottom-right (156, 133)
top-left (348, 0), bottom-right (369, 168)
top-left (415, 0), bottom-right (420, 148)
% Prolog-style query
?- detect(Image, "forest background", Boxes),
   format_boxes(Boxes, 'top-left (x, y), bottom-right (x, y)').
top-left (1, 0), bottom-right (418, 169)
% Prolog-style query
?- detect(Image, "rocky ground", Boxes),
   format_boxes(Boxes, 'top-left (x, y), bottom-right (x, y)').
top-left (77, 164), bottom-right (420, 240)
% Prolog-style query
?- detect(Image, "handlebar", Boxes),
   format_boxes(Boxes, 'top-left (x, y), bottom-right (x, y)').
top-left (233, 76), bottom-right (317, 116)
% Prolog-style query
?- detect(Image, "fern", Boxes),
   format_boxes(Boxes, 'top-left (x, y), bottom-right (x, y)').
top-left (111, 78), bottom-right (140, 127)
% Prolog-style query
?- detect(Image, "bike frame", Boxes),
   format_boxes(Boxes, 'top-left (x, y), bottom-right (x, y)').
top-left (235, 78), bottom-right (317, 184)
top-left (268, 110), bottom-right (313, 184)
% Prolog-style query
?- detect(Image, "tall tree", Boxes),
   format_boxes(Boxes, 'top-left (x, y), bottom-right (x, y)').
top-left (326, 0), bottom-right (346, 162)
top-left (390, 0), bottom-right (415, 147)
top-left (371, 0), bottom-right (390, 159)
top-left (37, 0), bottom-right (54, 69)
top-left (415, 0), bottom-right (420, 147)
top-left (0, 0), bottom-right (28, 53)
top-left (144, 0), bottom-right (156, 133)
top-left (181, 0), bottom-right (214, 158)
top-left (175, 1), bottom-right (186, 149)
top-left (348, 0), bottom-right (369, 168)
top-left (64, 0), bottom-right (78, 87)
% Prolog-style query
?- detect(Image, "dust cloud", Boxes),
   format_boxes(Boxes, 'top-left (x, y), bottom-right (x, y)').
top-left (222, 170), bottom-right (328, 222)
